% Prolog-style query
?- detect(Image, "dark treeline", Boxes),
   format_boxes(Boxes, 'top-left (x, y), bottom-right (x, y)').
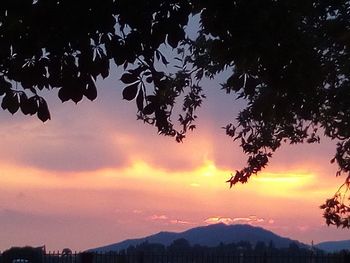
top-left (1, 240), bottom-right (350, 263)
top-left (115, 238), bottom-right (328, 256)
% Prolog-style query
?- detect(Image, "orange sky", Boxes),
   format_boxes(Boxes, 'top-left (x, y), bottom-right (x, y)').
top-left (0, 72), bottom-right (349, 252)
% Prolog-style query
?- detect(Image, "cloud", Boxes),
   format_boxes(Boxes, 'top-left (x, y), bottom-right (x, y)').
top-left (204, 217), bottom-right (234, 225)
top-left (169, 219), bottom-right (192, 225)
top-left (233, 215), bottom-right (265, 223)
top-left (0, 112), bottom-right (129, 172)
top-left (0, 100), bottom-right (234, 174)
top-left (204, 215), bottom-right (265, 225)
top-left (148, 214), bottom-right (168, 221)
top-left (19, 135), bottom-right (127, 172)
top-left (147, 213), bottom-right (193, 225)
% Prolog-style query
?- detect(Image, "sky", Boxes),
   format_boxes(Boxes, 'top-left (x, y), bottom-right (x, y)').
top-left (0, 65), bottom-right (349, 252)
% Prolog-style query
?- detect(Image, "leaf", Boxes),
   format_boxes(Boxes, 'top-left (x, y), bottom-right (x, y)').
top-left (18, 92), bottom-right (29, 115)
top-left (71, 89), bottom-right (84, 104)
top-left (167, 27), bottom-right (185, 49)
top-left (161, 53), bottom-right (169, 65)
top-left (195, 69), bottom-right (204, 80)
top-left (155, 50), bottom-right (161, 61)
top-left (2, 92), bottom-right (19, 114)
top-left (37, 98), bottom-right (51, 122)
top-left (155, 50), bottom-right (169, 65)
top-left (122, 83), bottom-right (139, 101)
top-left (120, 73), bottom-right (138, 84)
top-left (21, 96), bottom-right (38, 115)
top-left (167, 33), bottom-right (178, 49)
top-left (21, 81), bottom-right (33, 90)
top-left (18, 92), bottom-right (27, 105)
top-left (136, 88), bottom-right (144, 111)
top-left (100, 57), bottom-right (110, 79)
top-left (244, 77), bottom-right (259, 96)
top-left (123, 61), bottom-right (128, 70)
top-left (226, 73), bottom-right (244, 91)
top-left (85, 81), bottom-right (97, 101)
top-left (29, 87), bottom-right (37, 95)
top-left (0, 77), bottom-right (11, 95)
top-left (146, 95), bottom-right (157, 103)
top-left (143, 103), bottom-right (155, 115)
top-left (58, 87), bottom-right (70, 102)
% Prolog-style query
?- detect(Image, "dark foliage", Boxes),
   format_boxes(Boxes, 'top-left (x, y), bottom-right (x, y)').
top-left (2, 246), bottom-right (44, 263)
top-left (119, 238), bottom-right (320, 256)
top-left (1, 242), bottom-right (348, 263)
top-left (1, 1), bottom-right (350, 227)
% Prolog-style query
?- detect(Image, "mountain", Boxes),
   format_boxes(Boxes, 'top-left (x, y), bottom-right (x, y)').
top-left (90, 223), bottom-right (306, 252)
top-left (315, 240), bottom-right (350, 252)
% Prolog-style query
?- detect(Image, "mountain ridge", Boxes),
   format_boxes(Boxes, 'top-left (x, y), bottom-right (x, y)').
top-left (315, 240), bottom-right (350, 252)
top-left (89, 223), bottom-right (307, 252)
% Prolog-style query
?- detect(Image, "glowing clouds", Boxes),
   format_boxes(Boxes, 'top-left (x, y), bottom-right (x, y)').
top-left (0, 157), bottom-right (344, 250)
top-left (169, 220), bottom-right (192, 225)
top-left (250, 172), bottom-right (315, 198)
top-left (148, 215), bottom-right (168, 220)
top-left (198, 161), bottom-right (217, 177)
top-left (146, 213), bottom-right (194, 226)
top-left (204, 217), bottom-right (234, 225)
top-left (204, 216), bottom-right (265, 225)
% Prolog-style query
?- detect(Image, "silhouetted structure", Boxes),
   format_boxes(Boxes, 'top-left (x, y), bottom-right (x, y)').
top-left (1, 246), bottom-right (44, 263)
top-left (1, 240), bottom-right (349, 263)
top-left (80, 252), bottom-right (94, 263)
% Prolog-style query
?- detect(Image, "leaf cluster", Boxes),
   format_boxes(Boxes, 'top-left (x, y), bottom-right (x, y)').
top-left (2, 0), bottom-right (350, 227)
top-left (186, 0), bottom-right (350, 227)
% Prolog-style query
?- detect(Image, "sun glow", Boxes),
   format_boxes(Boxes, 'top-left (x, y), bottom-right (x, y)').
top-left (198, 161), bottom-right (217, 177)
top-left (0, 159), bottom-right (328, 198)
top-left (0, 154), bottom-right (344, 251)
top-left (251, 171), bottom-right (315, 197)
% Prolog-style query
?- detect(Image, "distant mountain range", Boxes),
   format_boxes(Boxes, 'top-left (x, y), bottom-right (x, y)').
top-left (90, 223), bottom-right (307, 252)
top-left (315, 240), bottom-right (350, 252)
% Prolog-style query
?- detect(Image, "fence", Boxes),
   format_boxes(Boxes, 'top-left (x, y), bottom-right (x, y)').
top-left (1, 253), bottom-right (350, 263)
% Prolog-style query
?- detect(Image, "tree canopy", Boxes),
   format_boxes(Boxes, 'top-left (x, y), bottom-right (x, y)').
top-left (121, 238), bottom-right (317, 256)
top-left (1, 0), bottom-right (350, 227)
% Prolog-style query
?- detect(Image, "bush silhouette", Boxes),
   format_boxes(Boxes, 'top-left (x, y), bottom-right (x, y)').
top-left (2, 246), bottom-right (44, 263)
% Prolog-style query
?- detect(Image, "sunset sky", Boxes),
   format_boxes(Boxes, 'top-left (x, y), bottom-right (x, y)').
top-left (0, 66), bottom-right (349, 252)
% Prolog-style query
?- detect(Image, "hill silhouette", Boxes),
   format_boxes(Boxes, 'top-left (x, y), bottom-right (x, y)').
top-left (316, 240), bottom-right (350, 252)
top-left (90, 223), bottom-right (306, 252)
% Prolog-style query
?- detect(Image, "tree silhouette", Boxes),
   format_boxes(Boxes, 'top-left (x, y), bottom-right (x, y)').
top-left (168, 238), bottom-right (191, 254)
top-left (2, 246), bottom-right (44, 263)
top-left (117, 239), bottom-right (317, 256)
top-left (1, 1), bottom-right (350, 227)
